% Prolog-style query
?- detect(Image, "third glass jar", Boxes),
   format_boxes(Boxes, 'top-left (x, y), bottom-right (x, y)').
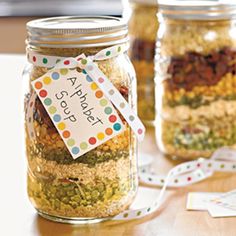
top-left (155, 1), bottom-right (236, 160)
top-left (127, 0), bottom-right (159, 126)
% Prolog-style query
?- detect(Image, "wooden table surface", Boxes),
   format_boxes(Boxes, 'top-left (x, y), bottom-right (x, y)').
top-left (1, 55), bottom-right (236, 236)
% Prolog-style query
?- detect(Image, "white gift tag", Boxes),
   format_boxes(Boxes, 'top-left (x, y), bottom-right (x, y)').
top-left (186, 192), bottom-right (221, 211)
top-left (32, 68), bottom-right (125, 159)
top-left (187, 190), bottom-right (236, 218)
top-left (211, 189), bottom-right (236, 211)
top-left (207, 203), bottom-right (236, 218)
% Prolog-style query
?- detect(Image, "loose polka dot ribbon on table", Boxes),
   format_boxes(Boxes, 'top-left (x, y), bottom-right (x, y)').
top-left (27, 44), bottom-right (145, 141)
top-left (111, 147), bottom-right (236, 221)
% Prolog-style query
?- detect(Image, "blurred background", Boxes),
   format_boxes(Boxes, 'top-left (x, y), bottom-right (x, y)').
top-left (0, 0), bottom-right (123, 53)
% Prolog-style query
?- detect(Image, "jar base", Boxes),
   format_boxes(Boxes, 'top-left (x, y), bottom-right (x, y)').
top-left (37, 210), bottom-right (111, 225)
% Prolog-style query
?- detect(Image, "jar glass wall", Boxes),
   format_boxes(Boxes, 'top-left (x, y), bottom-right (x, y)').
top-left (24, 16), bottom-right (138, 223)
top-left (155, 1), bottom-right (236, 160)
top-left (128, 0), bottom-right (159, 126)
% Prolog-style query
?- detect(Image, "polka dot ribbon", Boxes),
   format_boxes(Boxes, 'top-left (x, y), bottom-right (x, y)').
top-left (111, 147), bottom-right (236, 221)
top-left (27, 44), bottom-right (145, 141)
top-left (25, 91), bottom-right (37, 140)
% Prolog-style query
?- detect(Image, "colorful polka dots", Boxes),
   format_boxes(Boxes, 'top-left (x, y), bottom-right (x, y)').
top-left (105, 128), bottom-right (113, 135)
top-left (39, 90), bottom-right (47, 98)
top-left (53, 114), bottom-right (61, 122)
top-left (98, 77), bottom-right (104, 83)
top-left (72, 147), bottom-right (80, 155)
top-left (106, 51), bottom-right (111, 56)
top-left (89, 137), bottom-right (97, 145)
top-left (43, 76), bottom-right (52, 85)
top-left (35, 81), bottom-right (42, 90)
top-left (62, 130), bottom-right (70, 138)
top-left (104, 107), bottom-right (112, 115)
top-left (60, 68), bottom-right (68, 75)
top-left (91, 82), bottom-right (98, 90)
top-left (67, 139), bottom-right (75, 147)
top-left (100, 99), bottom-right (108, 107)
top-left (136, 211), bottom-right (141, 216)
top-left (58, 122), bottom-right (66, 130)
top-left (43, 58), bottom-right (48, 64)
top-left (48, 106), bottom-right (57, 114)
top-left (113, 123), bottom-right (121, 131)
top-left (119, 102), bottom-right (125, 108)
top-left (109, 89), bottom-right (114, 95)
top-left (97, 132), bottom-right (105, 140)
top-left (81, 59), bottom-right (87, 65)
top-left (64, 60), bottom-right (70, 65)
top-left (138, 129), bottom-right (143, 135)
top-left (109, 115), bottom-right (117, 123)
top-left (123, 213), bottom-right (128, 218)
top-left (95, 90), bottom-right (103, 98)
top-left (52, 72), bottom-right (60, 80)
top-left (80, 142), bottom-right (88, 150)
top-left (86, 75), bottom-right (93, 83)
top-left (129, 115), bottom-right (135, 121)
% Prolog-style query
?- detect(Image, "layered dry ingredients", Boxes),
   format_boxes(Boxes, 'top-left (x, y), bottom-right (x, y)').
top-left (128, 2), bottom-right (158, 125)
top-left (156, 20), bottom-right (236, 159)
top-left (25, 47), bottom-right (138, 218)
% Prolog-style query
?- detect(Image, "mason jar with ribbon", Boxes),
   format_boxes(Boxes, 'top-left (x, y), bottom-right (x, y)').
top-left (23, 14), bottom-right (236, 225)
top-left (24, 16), bottom-right (145, 223)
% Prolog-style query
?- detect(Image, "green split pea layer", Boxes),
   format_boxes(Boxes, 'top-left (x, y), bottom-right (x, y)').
top-left (28, 170), bottom-right (136, 218)
top-left (161, 115), bottom-right (236, 159)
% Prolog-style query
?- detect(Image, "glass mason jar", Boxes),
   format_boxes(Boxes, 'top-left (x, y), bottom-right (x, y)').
top-left (155, 1), bottom-right (236, 160)
top-left (24, 16), bottom-right (138, 223)
top-left (125, 0), bottom-right (159, 126)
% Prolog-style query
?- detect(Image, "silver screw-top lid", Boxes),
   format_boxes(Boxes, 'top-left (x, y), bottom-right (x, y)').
top-left (158, 0), bottom-right (236, 20)
top-left (26, 16), bottom-right (128, 48)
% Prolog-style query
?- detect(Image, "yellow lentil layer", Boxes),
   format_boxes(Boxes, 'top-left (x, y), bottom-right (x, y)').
top-left (163, 73), bottom-right (236, 106)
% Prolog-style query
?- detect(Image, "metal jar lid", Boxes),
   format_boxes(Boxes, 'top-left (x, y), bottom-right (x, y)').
top-left (158, 0), bottom-right (236, 20)
top-left (26, 16), bottom-right (129, 48)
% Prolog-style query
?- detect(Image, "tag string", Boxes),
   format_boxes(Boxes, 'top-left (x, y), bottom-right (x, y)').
top-left (26, 44), bottom-right (145, 141)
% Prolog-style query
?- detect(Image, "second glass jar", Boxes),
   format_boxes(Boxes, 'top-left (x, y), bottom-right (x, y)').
top-left (155, 1), bottom-right (236, 160)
